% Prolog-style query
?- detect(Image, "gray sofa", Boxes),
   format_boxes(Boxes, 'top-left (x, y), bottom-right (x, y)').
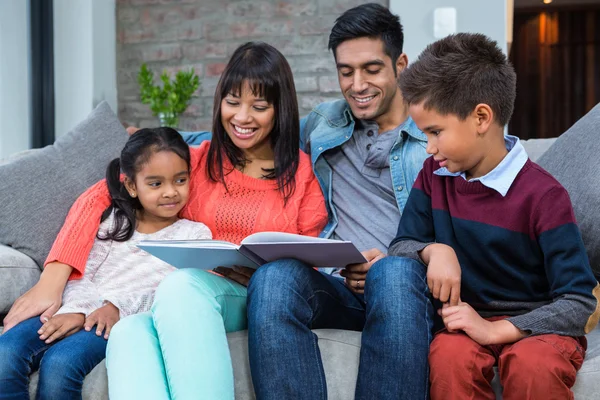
top-left (1, 104), bottom-right (600, 399)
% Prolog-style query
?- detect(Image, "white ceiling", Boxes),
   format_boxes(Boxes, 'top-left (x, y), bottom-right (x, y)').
top-left (516, 0), bottom-right (600, 8)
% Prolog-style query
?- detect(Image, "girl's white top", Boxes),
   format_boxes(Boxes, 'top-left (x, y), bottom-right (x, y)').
top-left (54, 212), bottom-right (211, 318)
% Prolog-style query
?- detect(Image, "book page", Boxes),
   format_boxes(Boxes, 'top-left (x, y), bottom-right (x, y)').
top-left (139, 239), bottom-right (239, 250)
top-left (242, 231), bottom-right (342, 245)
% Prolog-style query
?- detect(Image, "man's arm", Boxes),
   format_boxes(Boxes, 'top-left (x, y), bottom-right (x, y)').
top-left (179, 130), bottom-right (212, 146)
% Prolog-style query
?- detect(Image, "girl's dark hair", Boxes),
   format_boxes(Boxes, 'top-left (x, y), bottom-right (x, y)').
top-left (99, 127), bottom-right (190, 242)
top-left (207, 41), bottom-right (300, 203)
top-left (328, 3), bottom-right (404, 74)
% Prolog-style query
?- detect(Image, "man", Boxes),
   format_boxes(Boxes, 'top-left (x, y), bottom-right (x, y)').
top-left (242, 4), bottom-right (453, 399)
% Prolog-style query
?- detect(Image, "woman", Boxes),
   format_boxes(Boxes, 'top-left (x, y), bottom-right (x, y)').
top-left (5, 42), bottom-right (328, 399)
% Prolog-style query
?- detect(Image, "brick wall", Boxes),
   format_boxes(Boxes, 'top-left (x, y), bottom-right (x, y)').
top-left (116, 0), bottom-right (388, 131)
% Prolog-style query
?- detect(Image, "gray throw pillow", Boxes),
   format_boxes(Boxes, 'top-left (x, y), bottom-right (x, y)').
top-left (0, 101), bottom-right (128, 267)
top-left (537, 103), bottom-right (600, 277)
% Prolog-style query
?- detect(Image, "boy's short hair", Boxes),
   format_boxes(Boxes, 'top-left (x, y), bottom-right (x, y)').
top-left (328, 3), bottom-right (404, 69)
top-left (399, 33), bottom-right (517, 126)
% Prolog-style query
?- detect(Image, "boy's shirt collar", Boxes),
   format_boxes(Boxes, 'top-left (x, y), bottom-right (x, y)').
top-left (433, 135), bottom-right (528, 197)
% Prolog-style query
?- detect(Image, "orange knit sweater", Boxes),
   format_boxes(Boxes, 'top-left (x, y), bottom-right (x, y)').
top-left (46, 141), bottom-right (328, 279)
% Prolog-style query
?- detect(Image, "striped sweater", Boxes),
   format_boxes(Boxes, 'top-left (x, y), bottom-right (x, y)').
top-left (389, 155), bottom-right (600, 336)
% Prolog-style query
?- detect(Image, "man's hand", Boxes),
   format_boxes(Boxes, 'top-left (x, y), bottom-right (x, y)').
top-left (85, 302), bottom-right (120, 339)
top-left (126, 126), bottom-right (140, 136)
top-left (214, 266), bottom-right (256, 287)
top-left (38, 313), bottom-right (85, 344)
top-left (3, 262), bottom-right (72, 332)
top-left (340, 248), bottom-right (385, 294)
top-left (420, 243), bottom-right (461, 306)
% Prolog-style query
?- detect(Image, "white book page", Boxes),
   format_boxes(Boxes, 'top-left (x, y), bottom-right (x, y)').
top-left (241, 231), bottom-right (346, 245)
top-left (138, 239), bottom-right (239, 250)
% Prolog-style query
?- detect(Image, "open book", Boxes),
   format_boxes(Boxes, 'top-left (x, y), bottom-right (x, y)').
top-left (138, 231), bottom-right (367, 270)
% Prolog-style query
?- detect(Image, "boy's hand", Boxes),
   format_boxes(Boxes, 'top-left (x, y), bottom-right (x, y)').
top-left (420, 244), bottom-right (461, 306)
top-left (3, 262), bottom-right (71, 333)
top-left (85, 302), bottom-right (120, 339)
top-left (38, 313), bottom-right (85, 344)
top-left (439, 302), bottom-right (496, 345)
top-left (341, 248), bottom-right (385, 294)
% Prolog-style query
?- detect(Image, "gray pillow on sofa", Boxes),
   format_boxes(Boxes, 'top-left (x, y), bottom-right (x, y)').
top-left (537, 103), bottom-right (600, 277)
top-left (0, 101), bottom-right (128, 267)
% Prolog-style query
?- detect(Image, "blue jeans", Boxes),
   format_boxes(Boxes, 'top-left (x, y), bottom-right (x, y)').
top-left (247, 256), bottom-right (433, 400)
top-left (0, 317), bottom-right (107, 400)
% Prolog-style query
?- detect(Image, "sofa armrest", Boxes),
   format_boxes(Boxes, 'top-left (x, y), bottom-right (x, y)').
top-left (0, 244), bottom-right (41, 314)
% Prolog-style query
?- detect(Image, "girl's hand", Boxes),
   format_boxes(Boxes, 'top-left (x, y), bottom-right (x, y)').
top-left (3, 262), bottom-right (72, 333)
top-left (213, 266), bottom-right (256, 287)
top-left (85, 302), bottom-right (120, 339)
top-left (38, 313), bottom-right (85, 344)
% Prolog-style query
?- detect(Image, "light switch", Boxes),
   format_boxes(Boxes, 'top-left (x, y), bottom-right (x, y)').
top-left (433, 7), bottom-right (457, 38)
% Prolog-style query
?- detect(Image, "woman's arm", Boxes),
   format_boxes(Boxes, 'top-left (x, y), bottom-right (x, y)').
top-left (2, 262), bottom-right (72, 332)
top-left (3, 180), bottom-right (112, 332)
top-left (45, 179), bottom-right (112, 278)
top-left (297, 167), bottom-right (328, 237)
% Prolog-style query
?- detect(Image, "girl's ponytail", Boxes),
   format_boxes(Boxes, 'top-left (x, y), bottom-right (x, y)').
top-left (98, 127), bottom-right (190, 242)
top-left (98, 158), bottom-right (138, 241)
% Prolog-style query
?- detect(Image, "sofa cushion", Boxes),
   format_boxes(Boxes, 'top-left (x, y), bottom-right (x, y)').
top-left (536, 103), bottom-right (600, 277)
top-left (0, 327), bottom-right (596, 400)
top-left (0, 244), bottom-right (40, 314)
top-left (0, 102), bottom-right (128, 268)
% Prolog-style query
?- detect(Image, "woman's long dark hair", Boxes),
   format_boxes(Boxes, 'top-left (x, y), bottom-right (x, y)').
top-left (99, 127), bottom-right (191, 242)
top-left (206, 41), bottom-right (300, 203)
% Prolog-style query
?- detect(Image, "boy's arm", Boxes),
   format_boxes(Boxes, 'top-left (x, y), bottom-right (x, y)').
top-left (388, 160), bottom-right (462, 305)
top-left (388, 160), bottom-right (436, 260)
top-left (506, 186), bottom-right (600, 337)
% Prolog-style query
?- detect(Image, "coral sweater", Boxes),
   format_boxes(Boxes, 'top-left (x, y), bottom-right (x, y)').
top-left (46, 141), bottom-right (328, 279)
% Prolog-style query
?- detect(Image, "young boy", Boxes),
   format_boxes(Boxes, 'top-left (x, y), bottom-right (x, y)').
top-left (393, 33), bottom-right (600, 399)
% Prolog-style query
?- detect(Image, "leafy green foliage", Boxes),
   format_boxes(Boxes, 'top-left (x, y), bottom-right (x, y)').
top-left (137, 63), bottom-right (201, 128)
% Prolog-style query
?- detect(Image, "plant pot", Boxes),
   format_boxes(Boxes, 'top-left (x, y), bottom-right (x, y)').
top-left (158, 112), bottom-right (179, 129)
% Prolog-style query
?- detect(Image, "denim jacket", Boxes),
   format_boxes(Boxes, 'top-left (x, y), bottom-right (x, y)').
top-left (180, 99), bottom-right (430, 238)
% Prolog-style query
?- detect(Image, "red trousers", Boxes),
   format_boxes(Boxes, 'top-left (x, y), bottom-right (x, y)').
top-left (429, 324), bottom-right (586, 400)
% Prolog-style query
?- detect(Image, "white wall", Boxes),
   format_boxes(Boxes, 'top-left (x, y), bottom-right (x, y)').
top-left (390, 0), bottom-right (508, 63)
top-left (0, 0), bottom-right (31, 159)
top-left (54, 0), bottom-right (117, 138)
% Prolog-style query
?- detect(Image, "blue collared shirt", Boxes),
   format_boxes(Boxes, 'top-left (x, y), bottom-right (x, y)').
top-left (433, 135), bottom-right (527, 197)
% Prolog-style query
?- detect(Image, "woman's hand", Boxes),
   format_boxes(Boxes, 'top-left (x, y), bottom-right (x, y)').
top-left (213, 266), bottom-right (256, 287)
top-left (38, 313), bottom-right (85, 344)
top-left (85, 302), bottom-right (120, 339)
top-left (3, 262), bottom-right (72, 332)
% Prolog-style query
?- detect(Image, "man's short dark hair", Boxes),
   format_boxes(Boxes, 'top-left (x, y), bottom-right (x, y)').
top-left (399, 33), bottom-right (517, 126)
top-left (328, 3), bottom-right (404, 66)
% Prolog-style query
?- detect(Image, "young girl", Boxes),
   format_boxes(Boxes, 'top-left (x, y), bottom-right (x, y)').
top-left (3, 42), bottom-right (328, 399)
top-left (0, 128), bottom-right (211, 400)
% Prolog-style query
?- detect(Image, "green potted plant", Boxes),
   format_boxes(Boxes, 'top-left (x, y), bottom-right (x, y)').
top-left (137, 63), bottom-right (201, 129)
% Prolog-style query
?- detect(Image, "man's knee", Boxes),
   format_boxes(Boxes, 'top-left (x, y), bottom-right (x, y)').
top-left (248, 259), bottom-right (316, 324)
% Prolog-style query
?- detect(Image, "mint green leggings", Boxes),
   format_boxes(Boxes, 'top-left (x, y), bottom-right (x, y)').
top-left (106, 269), bottom-right (248, 400)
